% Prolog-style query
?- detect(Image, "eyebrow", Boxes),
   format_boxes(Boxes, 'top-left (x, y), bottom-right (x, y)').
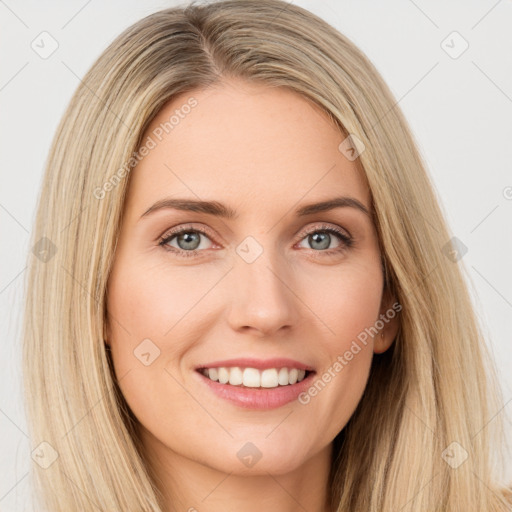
top-left (139, 196), bottom-right (371, 220)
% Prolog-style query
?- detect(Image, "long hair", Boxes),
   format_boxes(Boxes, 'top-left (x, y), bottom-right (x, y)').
top-left (22, 0), bottom-right (511, 510)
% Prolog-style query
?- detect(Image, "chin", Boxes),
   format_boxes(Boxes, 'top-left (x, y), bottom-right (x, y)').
top-left (209, 451), bottom-right (309, 476)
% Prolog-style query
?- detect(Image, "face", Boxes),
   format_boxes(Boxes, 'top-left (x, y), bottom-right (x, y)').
top-left (105, 78), bottom-right (398, 477)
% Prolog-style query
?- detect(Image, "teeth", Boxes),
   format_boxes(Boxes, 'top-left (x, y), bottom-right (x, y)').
top-left (260, 369), bottom-right (277, 388)
top-left (229, 367), bottom-right (243, 386)
top-left (278, 367), bottom-right (289, 386)
top-left (243, 368), bottom-right (261, 387)
top-left (200, 367), bottom-right (308, 388)
top-left (218, 367), bottom-right (229, 384)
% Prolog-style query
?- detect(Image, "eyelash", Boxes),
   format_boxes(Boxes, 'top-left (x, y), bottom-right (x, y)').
top-left (158, 223), bottom-right (353, 259)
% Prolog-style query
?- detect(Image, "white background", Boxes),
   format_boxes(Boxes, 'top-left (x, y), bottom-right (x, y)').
top-left (1, 1), bottom-right (511, 509)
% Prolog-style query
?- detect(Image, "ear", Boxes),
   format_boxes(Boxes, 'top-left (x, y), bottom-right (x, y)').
top-left (373, 287), bottom-right (401, 354)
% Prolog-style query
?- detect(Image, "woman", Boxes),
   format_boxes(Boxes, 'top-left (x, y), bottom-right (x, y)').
top-left (22, 0), bottom-right (511, 510)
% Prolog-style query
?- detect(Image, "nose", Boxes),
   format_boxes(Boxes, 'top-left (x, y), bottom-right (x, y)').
top-left (226, 244), bottom-right (300, 337)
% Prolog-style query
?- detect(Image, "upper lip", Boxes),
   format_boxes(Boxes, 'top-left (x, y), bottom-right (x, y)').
top-left (195, 357), bottom-right (315, 372)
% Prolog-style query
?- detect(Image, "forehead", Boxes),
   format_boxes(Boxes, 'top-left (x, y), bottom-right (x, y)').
top-left (124, 79), bottom-right (370, 219)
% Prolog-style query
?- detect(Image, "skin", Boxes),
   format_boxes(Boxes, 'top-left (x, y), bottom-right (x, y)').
top-left (105, 77), bottom-right (399, 512)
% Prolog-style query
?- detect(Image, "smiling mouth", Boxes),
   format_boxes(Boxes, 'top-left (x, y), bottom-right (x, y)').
top-left (196, 367), bottom-right (314, 389)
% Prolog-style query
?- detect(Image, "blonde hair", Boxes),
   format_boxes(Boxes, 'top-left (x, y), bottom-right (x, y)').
top-left (22, 0), bottom-right (511, 510)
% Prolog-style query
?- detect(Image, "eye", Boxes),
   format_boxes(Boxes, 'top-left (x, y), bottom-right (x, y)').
top-left (159, 224), bottom-right (215, 257)
top-left (296, 224), bottom-right (353, 256)
top-left (158, 223), bottom-right (353, 258)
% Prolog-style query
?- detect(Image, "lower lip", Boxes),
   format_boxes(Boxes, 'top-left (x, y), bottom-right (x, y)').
top-left (195, 370), bottom-right (316, 410)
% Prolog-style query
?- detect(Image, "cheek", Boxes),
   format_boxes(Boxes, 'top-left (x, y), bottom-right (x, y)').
top-left (105, 259), bottom-right (200, 445)
top-left (293, 257), bottom-right (383, 437)
top-left (106, 255), bottom-right (214, 351)
top-left (300, 252), bottom-right (383, 348)
top-left (105, 255), bottom-right (220, 421)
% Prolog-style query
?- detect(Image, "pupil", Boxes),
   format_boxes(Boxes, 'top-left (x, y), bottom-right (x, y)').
top-left (311, 232), bottom-right (330, 250)
top-left (179, 232), bottom-right (200, 250)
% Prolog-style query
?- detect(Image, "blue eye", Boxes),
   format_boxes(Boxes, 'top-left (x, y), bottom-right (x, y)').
top-left (297, 226), bottom-right (353, 254)
top-left (158, 225), bottom-right (215, 257)
top-left (158, 223), bottom-right (353, 258)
